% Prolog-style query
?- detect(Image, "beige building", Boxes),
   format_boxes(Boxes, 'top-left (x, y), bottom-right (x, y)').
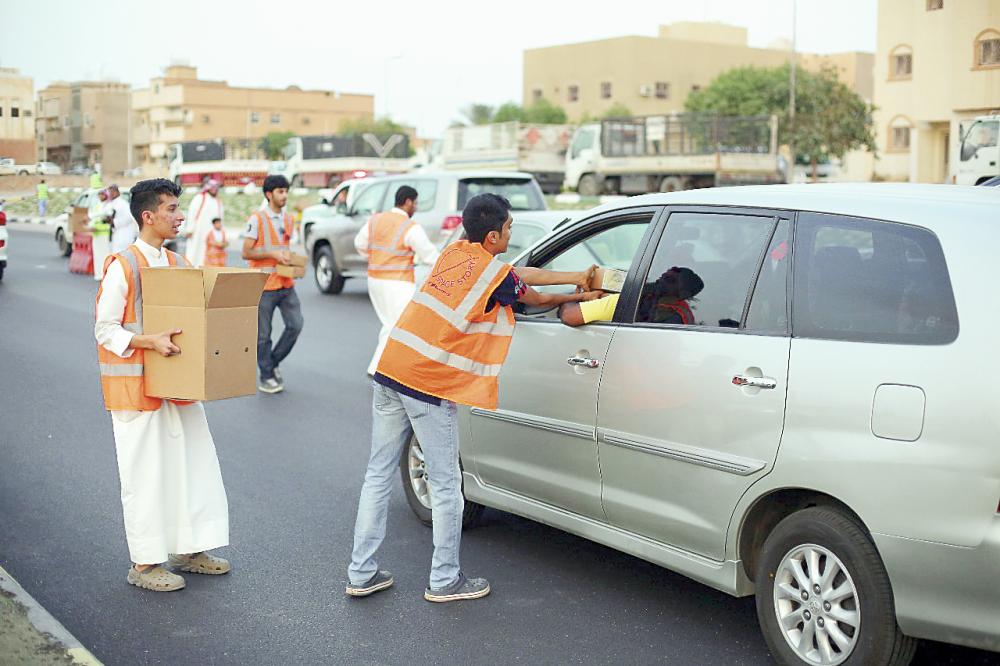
top-left (873, 0), bottom-right (1000, 183)
top-left (0, 68), bottom-right (36, 163)
top-left (132, 65), bottom-right (375, 166)
top-left (523, 22), bottom-right (874, 120)
top-left (36, 81), bottom-right (131, 174)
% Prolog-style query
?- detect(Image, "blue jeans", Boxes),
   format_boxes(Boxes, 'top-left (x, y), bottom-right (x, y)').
top-left (349, 382), bottom-right (462, 589)
top-left (257, 287), bottom-right (303, 380)
top-left (38, 199), bottom-right (47, 217)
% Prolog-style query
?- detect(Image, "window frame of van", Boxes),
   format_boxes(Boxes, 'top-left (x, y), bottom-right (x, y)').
top-left (612, 205), bottom-right (794, 338)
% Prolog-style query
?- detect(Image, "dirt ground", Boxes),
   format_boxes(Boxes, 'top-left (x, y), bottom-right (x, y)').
top-left (0, 589), bottom-right (76, 666)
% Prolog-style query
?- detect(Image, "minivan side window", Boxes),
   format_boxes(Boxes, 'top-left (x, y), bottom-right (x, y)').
top-left (388, 179), bottom-right (438, 213)
top-left (634, 212), bottom-right (776, 328)
top-left (350, 182), bottom-right (388, 217)
top-left (792, 213), bottom-right (958, 344)
top-left (745, 220), bottom-right (790, 335)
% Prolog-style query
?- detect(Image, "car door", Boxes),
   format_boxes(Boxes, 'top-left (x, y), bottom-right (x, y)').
top-left (597, 207), bottom-right (792, 561)
top-left (466, 207), bottom-right (660, 521)
top-left (338, 180), bottom-right (389, 273)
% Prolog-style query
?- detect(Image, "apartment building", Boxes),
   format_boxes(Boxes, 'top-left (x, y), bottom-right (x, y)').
top-left (0, 68), bottom-right (36, 163)
top-left (36, 81), bottom-right (131, 174)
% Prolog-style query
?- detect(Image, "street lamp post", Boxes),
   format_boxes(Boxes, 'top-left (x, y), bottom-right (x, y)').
top-left (787, 0), bottom-right (797, 184)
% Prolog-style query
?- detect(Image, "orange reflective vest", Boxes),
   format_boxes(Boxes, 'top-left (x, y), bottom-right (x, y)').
top-left (366, 211), bottom-right (415, 281)
top-left (247, 210), bottom-right (294, 291)
top-left (96, 244), bottom-right (195, 412)
top-left (655, 299), bottom-right (695, 325)
top-left (204, 228), bottom-right (227, 267)
top-left (376, 240), bottom-right (516, 410)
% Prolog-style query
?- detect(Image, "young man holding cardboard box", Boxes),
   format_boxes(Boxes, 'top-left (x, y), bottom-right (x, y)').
top-left (94, 178), bottom-right (231, 592)
top-left (353, 185), bottom-right (440, 376)
top-left (242, 175), bottom-right (304, 394)
top-left (346, 193), bottom-right (602, 602)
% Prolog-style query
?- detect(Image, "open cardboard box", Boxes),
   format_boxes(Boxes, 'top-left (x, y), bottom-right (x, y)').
top-left (276, 253), bottom-right (308, 279)
top-left (589, 267), bottom-right (628, 293)
top-left (141, 266), bottom-right (268, 401)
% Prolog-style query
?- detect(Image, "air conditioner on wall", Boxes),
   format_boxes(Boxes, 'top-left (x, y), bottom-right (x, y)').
top-left (638, 85), bottom-right (653, 97)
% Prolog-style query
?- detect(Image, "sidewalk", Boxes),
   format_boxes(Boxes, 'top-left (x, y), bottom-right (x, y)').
top-left (0, 565), bottom-right (101, 665)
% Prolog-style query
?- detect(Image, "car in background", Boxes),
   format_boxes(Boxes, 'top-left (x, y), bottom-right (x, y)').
top-left (440, 210), bottom-right (586, 263)
top-left (54, 188), bottom-right (130, 257)
top-left (977, 175), bottom-right (1000, 186)
top-left (304, 171), bottom-right (546, 294)
top-left (0, 158), bottom-right (37, 176)
top-left (400, 183), bottom-right (1000, 665)
top-left (36, 162), bottom-right (63, 176)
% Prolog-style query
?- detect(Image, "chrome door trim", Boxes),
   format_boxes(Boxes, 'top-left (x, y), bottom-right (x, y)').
top-left (470, 407), bottom-right (595, 441)
top-left (599, 429), bottom-right (767, 476)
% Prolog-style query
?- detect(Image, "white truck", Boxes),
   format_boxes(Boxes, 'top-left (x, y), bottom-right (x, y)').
top-left (0, 158), bottom-right (37, 176)
top-left (270, 134), bottom-right (411, 189)
top-left (955, 114), bottom-right (999, 185)
top-left (564, 114), bottom-right (783, 195)
top-left (440, 122), bottom-right (573, 194)
top-left (168, 141), bottom-right (270, 188)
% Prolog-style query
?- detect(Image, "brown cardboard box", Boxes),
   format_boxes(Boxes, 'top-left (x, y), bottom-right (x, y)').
top-left (589, 267), bottom-right (628, 293)
top-left (141, 266), bottom-right (268, 401)
top-left (275, 253), bottom-right (308, 279)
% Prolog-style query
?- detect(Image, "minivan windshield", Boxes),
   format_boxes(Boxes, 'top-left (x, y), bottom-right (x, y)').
top-left (458, 178), bottom-right (545, 211)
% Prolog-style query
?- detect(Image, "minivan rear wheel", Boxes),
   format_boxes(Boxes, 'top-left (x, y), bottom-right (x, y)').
top-left (755, 507), bottom-right (916, 666)
top-left (400, 435), bottom-right (484, 529)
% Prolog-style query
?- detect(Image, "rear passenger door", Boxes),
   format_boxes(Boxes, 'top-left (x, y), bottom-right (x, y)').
top-left (596, 207), bottom-right (792, 561)
top-left (340, 180), bottom-right (389, 273)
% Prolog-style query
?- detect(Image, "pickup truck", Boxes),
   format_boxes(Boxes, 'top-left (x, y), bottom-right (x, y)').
top-left (0, 158), bottom-right (37, 176)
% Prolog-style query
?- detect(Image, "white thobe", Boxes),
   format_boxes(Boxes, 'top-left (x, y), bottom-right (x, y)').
top-left (354, 208), bottom-right (439, 375)
top-left (105, 197), bottom-right (138, 254)
top-left (184, 193), bottom-right (224, 267)
top-left (95, 238), bottom-right (229, 564)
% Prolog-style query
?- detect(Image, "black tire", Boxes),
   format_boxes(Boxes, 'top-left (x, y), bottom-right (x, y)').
top-left (312, 244), bottom-right (345, 294)
top-left (755, 507), bottom-right (917, 666)
top-left (17, 170), bottom-right (28, 176)
top-left (57, 229), bottom-right (71, 257)
top-left (577, 174), bottom-right (599, 197)
top-left (0, 266), bottom-right (4, 281)
top-left (400, 434), bottom-right (484, 529)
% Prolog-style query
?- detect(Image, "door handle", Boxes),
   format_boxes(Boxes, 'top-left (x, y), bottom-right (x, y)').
top-left (732, 374), bottom-right (777, 389)
top-left (567, 355), bottom-right (600, 369)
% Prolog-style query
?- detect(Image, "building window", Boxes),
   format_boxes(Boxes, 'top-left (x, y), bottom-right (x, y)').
top-left (568, 85), bottom-right (579, 102)
top-left (202, 114), bottom-right (211, 124)
top-left (888, 116), bottom-right (912, 152)
top-left (24, 109), bottom-right (32, 117)
top-left (271, 113), bottom-right (281, 124)
top-left (974, 29), bottom-right (1000, 68)
top-left (11, 107), bottom-right (19, 118)
top-left (889, 45), bottom-right (913, 79)
top-left (0, 107), bottom-right (4, 117)
top-left (302, 116), bottom-right (311, 125)
top-left (600, 81), bottom-right (612, 99)
top-left (691, 84), bottom-right (701, 93)
top-left (532, 88), bottom-right (542, 103)
top-left (250, 111), bottom-right (260, 124)
top-left (655, 81), bottom-right (670, 99)
top-left (926, 0), bottom-right (942, 9)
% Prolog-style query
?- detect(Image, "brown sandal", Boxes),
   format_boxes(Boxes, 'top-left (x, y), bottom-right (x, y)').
top-left (127, 565), bottom-right (185, 592)
top-left (168, 552), bottom-right (231, 575)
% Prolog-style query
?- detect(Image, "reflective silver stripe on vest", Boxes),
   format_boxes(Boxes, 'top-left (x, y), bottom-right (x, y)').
top-left (370, 263), bottom-right (417, 273)
top-left (257, 211), bottom-right (290, 252)
top-left (121, 249), bottom-right (144, 333)
top-left (410, 255), bottom-right (514, 336)
top-left (99, 362), bottom-right (144, 377)
top-left (389, 328), bottom-right (503, 377)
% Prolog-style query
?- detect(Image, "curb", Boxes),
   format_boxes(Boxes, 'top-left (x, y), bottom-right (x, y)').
top-left (0, 564), bottom-right (102, 665)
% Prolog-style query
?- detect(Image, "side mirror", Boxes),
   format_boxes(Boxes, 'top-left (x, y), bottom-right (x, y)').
top-left (336, 203), bottom-right (349, 215)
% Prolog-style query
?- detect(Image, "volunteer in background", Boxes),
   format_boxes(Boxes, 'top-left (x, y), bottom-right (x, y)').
top-left (204, 217), bottom-right (227, 267)
top-left (88, 188), bottom-right (110, 225)
top-left (353, 185), bottom-right (439, 375)
top-left (104, 184), bottom-right (139, 253)
top-left (184, 178), bottom-right (224, 267)
top-left (89, 169), bottom-right (103, 190)
top-left (37, 179), bottom-right (48, 217)
top-left (95, 178), bottom-right (230, 593)
top-left (242, 174), bottom-right (303, 394)
top-left (346, 193), bottom-right (601, 603)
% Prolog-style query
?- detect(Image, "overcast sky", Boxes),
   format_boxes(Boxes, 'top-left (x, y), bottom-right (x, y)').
top-left (0, 0), bottom-right (877, 137)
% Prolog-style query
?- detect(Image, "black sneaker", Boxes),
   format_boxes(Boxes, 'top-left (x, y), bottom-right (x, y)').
top-left (345, 570), bottom-right (394, 597)
top-left (424, 572), bottom-right (490, 603)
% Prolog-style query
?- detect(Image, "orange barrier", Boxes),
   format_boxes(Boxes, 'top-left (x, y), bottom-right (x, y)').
top-left (69, 232), bottom-right (94, 275)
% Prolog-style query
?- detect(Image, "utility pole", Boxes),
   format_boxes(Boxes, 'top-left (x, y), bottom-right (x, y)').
top-left (787, 0), bottom-right (797, 184)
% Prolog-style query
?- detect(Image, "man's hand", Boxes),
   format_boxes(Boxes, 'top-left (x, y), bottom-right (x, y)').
top-left (150, 329), bottom-right (182, 357)
top-left (274, 250), bottom-right (292, 265)
top-left (576, 265), bottom-right (598, 292)
top-left (580, 290), bottom-right (605, 301)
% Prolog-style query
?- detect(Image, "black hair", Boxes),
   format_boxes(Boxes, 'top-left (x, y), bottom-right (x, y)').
top-left (263, 175), bottom-right (290, 194)
top-left (129, 178), bottom-right (181, 224)
top-left (675, 267), bottom-right (705, 300)
top-left (394, 185), bottom-right (418, 207)
top-left (462, 193), bottom-right (512, 244)
top-left (211, 217), bottom-right (222, 223)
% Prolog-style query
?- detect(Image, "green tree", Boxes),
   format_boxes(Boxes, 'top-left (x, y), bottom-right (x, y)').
top-left (459, 103), bottom-right (496, 126)
top-left (492, 101), bottom-right (526, 123)
top-left (339, 116), bottom-right (409, 136)
top-left (260, 131), bottom-right (295, 160)
top-left (685, 64), bottom-right (876, 179)
top-left (522, 98), bottom-right (568, 124)
top-left (602, 103), bottom-right (633, 119)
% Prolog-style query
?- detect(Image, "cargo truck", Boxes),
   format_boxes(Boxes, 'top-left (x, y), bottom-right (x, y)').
top-left (955, 114), bottom-right (999, 185)
top-left (168, 141), bottom-right (270, 187)
top-left (270, 133), bottom-right (411, 189)
top-left (440, 122), bottom-right (572, 194)
top-left (563, 114), bottom-right (783, 195)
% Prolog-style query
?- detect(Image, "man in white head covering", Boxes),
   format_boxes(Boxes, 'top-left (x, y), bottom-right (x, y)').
top-left (183, 178), bottom-right (223, 267)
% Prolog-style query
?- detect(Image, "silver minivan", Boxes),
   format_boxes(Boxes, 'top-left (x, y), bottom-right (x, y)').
top-left (303, 171), bottom-right (546, 294)
top-left (400, 184), bottom-right (1000, 665)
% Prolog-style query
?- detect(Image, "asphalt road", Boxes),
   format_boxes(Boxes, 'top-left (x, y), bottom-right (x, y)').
top-left (0, 225), bottom-right (996, 666)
